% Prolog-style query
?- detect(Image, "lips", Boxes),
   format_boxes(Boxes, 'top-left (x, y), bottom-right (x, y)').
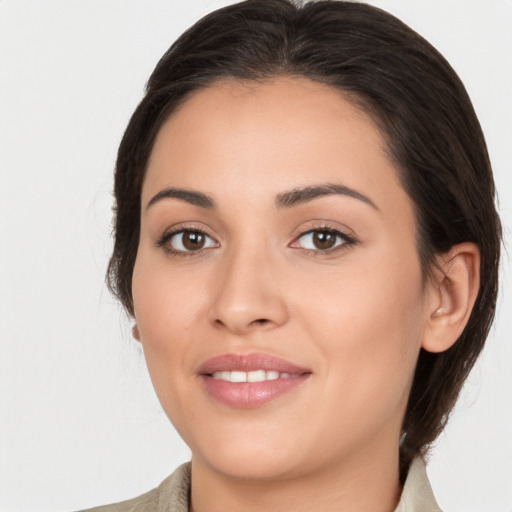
top-left (198, 353), bottom-right (311, 408)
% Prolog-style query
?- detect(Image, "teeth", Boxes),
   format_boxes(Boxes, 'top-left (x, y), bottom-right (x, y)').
top-left (230, 371), bottom-right (247, 383)
top-left (212, 370), bottom-right (297, 382)
top-left (247, 370), bottom-right (266, 382)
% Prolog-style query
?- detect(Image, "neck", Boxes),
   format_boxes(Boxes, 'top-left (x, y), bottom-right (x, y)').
top-left (190, 441), bottom-right (401, 512)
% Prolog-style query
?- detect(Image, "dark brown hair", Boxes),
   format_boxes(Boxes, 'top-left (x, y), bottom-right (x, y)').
top-left (107, 0), bottom-right (501, 481)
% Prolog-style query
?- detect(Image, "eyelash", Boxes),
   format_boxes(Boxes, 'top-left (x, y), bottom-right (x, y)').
top-left (156, 224), bottom-right (357, 257)
top-left (291, 225), bottom-right (357, 255)
top-left (156, 226), bottom-right (218, 257)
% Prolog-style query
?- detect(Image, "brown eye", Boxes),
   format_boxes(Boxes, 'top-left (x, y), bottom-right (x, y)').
top-left (293, 229), bottom-right (354, 252)
top-left (312, 231), bottom-right (336, 250)
top-left (167, 230), bottom-right (216, 252)
top-left (183, 231), bottom-right (206, 250)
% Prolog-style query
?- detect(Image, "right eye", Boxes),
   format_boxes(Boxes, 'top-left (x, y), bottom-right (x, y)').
top-left (159, 229), bottom-right (217, 254)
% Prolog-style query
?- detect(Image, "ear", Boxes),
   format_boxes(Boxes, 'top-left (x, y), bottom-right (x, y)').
top-left (132, 324), bottom-right (141, 342)
top-left (422, 242), bottom-right (480, 353)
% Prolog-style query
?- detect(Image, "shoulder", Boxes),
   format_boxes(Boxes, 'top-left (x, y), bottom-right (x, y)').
top-left (395, 457), bottom-right (443, 512)
top-left (75, 463), bottom-right (191, 512)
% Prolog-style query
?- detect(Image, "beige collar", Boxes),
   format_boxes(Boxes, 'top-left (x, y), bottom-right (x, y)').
top-left (395, 457), bottom-right (443, 512)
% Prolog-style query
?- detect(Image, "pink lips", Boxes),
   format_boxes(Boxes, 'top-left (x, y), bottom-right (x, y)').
top-left (198, 353), bottom-right (311, 409)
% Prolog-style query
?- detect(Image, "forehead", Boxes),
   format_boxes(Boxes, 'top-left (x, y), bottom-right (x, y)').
top-left (149, 77), bottom-right (386, 168)
top-left (143, 77), bottom-right (411, 221)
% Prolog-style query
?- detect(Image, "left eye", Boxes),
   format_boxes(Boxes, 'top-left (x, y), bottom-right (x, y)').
top-left (294, 229), bottom-right (351, 251)
top-left (167, 230), bottom-right (217, 252)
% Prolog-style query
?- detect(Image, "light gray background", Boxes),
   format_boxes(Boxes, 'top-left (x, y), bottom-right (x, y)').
top-left (0, 1), bottom-right (511, 511)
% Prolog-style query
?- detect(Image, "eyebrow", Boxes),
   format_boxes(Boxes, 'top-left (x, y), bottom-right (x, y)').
top-left (146, 187), bottom-right (215, 210)
top-left (145, 182), bottom-right (379, 212)
top-left (275, 183), bottom-right (379, 211)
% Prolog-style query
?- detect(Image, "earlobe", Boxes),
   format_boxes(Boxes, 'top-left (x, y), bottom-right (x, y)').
top-left (132, 324), bottom-right (141, 342)
top-left (422, 242), bottom-right (480, 353)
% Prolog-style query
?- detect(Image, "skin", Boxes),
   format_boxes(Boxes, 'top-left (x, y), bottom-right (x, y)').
top-left (131, 77), bottom-right (479, 512)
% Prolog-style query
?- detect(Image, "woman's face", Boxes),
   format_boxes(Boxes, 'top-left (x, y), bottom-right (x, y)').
top-left (132, 78), bottom-right (434, 481)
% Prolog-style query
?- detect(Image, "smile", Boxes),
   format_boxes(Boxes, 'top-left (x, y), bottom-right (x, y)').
top-left (212, 370), bottom-right (301, 382)
top-left (198, 353), bottom-right (311, 408)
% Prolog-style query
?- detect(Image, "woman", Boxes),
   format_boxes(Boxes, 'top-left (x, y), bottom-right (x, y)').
top-left (4, 0), bottom-right (505, 510)
top-left (70, 0), bottom-right (503, 510)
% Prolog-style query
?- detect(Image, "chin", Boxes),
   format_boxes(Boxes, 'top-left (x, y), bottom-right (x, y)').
top-left (187, 427), bottom-right (309, 481)
top-left (197, 450), bottom-right (302, 481)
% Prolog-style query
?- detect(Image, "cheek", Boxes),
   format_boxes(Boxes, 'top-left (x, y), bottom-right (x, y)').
top-left (132, 244), bottom-right (210, 335)
top-left (131, 251), bottom-right (206, 406)
top-left (295, 247), bottom-right (426, 410)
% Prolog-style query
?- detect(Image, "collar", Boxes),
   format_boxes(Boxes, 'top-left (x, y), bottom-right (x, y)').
top-left (395, 457), bottom-right (443, 512)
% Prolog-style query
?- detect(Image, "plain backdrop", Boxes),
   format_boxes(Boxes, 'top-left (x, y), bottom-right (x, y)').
top-left (0, 1), bottom-right (511, 511)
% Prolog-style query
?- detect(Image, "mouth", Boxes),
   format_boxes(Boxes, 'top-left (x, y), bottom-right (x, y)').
top-left (198, 353), bottom-right (312, 408)
top-left (211, 370), bottom-right (301, 382)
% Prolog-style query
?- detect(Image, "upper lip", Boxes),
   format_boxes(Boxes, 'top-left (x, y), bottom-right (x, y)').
top-left (197, 353), bottom-right (311, 376)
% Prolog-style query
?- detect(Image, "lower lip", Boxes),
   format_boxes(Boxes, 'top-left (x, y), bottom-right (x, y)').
top-left (200, 374), bottom-right (310, 408)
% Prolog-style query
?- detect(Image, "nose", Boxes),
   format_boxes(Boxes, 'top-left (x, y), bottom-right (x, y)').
top-left (207, 245), bottom-right (289, 335)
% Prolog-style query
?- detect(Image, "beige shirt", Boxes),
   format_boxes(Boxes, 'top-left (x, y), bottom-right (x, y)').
top-left (80, 458), bottom-right (442, 512)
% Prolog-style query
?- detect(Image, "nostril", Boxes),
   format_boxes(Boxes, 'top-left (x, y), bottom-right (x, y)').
top-left (212, 317), bottom-right (272, 333)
